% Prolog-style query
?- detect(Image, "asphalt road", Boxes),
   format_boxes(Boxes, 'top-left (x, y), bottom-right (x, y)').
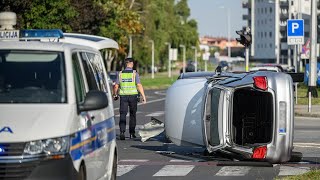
top-left (113, 90), bottom-right (320, 180)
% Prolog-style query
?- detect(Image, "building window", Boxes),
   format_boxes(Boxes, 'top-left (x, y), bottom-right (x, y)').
top-left (265, 7), bottom-right (267, 14)
top-left (265, 32), bottom-right (267, 37)
top-left (270, 7), bottom-right (272, 13)
top-left (269, 32), bottom-right (272, 38)
top-left (270, 44), bottom-right (272, 48)
top-left (305, 19), bottom-right (310, 25)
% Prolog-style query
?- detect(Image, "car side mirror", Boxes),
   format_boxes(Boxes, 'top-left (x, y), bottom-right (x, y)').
top-left (79, 90), bottom-right (109, 112)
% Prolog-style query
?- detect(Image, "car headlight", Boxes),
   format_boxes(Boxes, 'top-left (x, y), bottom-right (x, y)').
top-left (24, 136), bottom-right (69, 156)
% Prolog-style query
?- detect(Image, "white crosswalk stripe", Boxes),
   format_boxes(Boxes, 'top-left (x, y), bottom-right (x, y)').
top-left (215, 166), bottom-right (251, 176)
top-left (278, 165), bottom-right (310, 176)
top-left (117, 165), bottom-right (138, 177)
top-left (153, 165), bottom-right (195, 177)
top-left (117, 159), bottom-right (312, 177)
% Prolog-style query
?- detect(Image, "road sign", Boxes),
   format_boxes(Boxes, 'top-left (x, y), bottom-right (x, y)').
top-left (169, 48), bottom-right (177, 61)
top-left (287, 19), bottom-right (304, 45)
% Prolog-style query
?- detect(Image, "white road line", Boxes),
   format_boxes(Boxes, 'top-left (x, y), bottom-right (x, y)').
top-left (117, 165), bottom-right (138, 176)
top-left (215, 166), bottom-right (251, 176)
top-left (153, 165), bottom-right (194, 177)
top-left (119, 159), bottom-right (149, 162)
top-left (154, 91), bottom-right (166, 95)
top-left (115, 125), bottom-right (144, 130)
top-left (114, 98), bottom-right (165, 111)
top-left (170, 159), bottom-right (191, 162)
top-left (278, 166), bottom-right (310, 176)
top-left (145, 111), bottom-right (164, 117)
top-left (294, 142), bottom-right (320, 146)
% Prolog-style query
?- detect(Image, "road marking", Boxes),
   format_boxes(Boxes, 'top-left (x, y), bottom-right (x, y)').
top-left (170, 159), bottom-right (191, 162)
top-left (145, 111), bottom-right (164, 117)
top-left (294, 142), bottom-right (320, 148)
top-left (117, 165), bottom-right (138, 176)
top-left (115, 111), bottom-right (143, 117)
top-left (119, 159), bottom-right (149, 162)
top-left (153, 165), bottom-right (194, 176)
top-left (114, 98), bottom-right (165, 111)
top-left (215, 166), bottom-right (251, 176)
top-left (278, 165), bottom-right (310, 176)
top-left (154, 91), bottom-right (166, 95)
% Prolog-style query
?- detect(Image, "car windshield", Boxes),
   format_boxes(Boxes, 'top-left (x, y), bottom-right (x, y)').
top-left (0, 50), bottom-right (66, 103)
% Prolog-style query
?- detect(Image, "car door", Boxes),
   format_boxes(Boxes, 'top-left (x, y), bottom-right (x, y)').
top-left (86, 52), bottom-right (114, 178)
top-left (203, 85), bottom-right (227, 153)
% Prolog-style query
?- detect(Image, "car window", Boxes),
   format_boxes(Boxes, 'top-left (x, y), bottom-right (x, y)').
top-left (86, 52), bottom-right (108, 92)
top-left (0, 50), bottom-right (66, 103)
top-left (209, 88), bottom-right (222, 146)
top-left (72, 53), bottom-right (86, 103)
top-left (79, 52), bottom-right (100, 91)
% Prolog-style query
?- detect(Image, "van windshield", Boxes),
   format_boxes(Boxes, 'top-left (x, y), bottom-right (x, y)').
top-left (0, 50), bottom-right (66, 103)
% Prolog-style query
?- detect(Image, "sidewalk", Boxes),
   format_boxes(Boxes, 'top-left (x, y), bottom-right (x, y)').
top-left (295, 105), bottom-right (320, 118)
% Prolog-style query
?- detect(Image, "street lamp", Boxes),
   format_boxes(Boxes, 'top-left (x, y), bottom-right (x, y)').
top-left (149, 40), bottom-right (154, 79)
top-left (179, 44), bottom-right (186, 73)
top-left (165, 42), bottom-right (171, 77)
top-left (219, 6), bottom-right (231, 59)
top-left (191, 46), bottom-right (197, 72)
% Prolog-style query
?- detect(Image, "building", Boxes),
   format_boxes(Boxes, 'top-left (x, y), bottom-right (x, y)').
top-left (199, 36), bottom-right (244, 57)
top-left (242, 0), bottom-right (313, 64)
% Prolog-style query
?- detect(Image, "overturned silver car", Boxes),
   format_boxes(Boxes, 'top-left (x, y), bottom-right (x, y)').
top-left (165, 70), bottom-right (298, 163)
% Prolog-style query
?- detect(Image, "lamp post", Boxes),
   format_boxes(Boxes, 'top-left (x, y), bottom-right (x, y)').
top-left (149, 40), bottom-right (154, 79)
top-left (165, 42), bottom-right (171, 77)
top-left (128, 35), bottom-right (132, 58)
top-left (191, 46), bottom-right (197, 72)
top-left (179, 45), bottom-right (186, 73)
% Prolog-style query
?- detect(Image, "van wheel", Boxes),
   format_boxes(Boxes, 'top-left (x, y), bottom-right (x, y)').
top-left (77, 164), bottom-right (86, 180)
top-left (111, 153), bottom-right (117, 180)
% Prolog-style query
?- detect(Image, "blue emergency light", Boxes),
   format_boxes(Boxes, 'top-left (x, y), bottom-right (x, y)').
top-left (20, 29), bottom-right (64, 39)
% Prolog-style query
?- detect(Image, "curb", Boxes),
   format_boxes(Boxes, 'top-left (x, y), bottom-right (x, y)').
top-left (295, 112), bottom-right (320, 118)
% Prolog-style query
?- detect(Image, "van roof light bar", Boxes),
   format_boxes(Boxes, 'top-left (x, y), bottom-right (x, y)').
top-left (20, 29), bottom-right (64, 39)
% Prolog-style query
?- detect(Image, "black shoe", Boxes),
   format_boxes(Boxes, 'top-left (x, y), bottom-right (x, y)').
top-left (120, 132), bottom-right (125, 140)
top-left (130, 133), bottom-right (136, 139)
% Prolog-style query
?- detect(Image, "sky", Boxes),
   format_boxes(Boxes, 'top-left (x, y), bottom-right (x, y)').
top-left (188, 0), bottom-right (246, 38)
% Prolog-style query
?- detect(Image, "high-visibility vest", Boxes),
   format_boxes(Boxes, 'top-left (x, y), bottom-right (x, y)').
top-left (119, 70), bottom-right (138, 95)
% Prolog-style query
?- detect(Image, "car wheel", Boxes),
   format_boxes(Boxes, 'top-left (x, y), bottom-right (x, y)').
top-left (111, 153), bottom-right (117, 180)
top-left (77, 164), bottom-right (86, 180)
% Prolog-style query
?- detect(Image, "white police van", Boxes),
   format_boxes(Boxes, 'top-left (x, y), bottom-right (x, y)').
top-left (0, 28), bottom-right (118, 180)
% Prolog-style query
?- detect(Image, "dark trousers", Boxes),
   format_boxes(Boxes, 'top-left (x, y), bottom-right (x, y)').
top-left (119, 95), bottom-right (138, 134)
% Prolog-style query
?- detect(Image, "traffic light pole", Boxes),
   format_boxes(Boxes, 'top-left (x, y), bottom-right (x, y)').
top-left (245, 47), bottom-right (249, 72)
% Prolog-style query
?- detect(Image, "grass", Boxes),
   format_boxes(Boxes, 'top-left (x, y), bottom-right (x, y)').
top-left (296, 84), bottom-right (320, 105)
top-left (140, 72), bottom-right (179, 90)
top-left (277, 170), bottom-right (320, 180)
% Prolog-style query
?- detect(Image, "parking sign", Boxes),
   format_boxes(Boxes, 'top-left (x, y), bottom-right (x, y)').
top-left (287, 19), bottom-right (304, 45)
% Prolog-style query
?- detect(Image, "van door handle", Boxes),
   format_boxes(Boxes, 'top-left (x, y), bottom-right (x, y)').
top-left (90, 115), bottom-right (95, 121)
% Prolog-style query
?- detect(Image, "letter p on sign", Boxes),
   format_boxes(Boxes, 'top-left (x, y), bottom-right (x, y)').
top-left (292, 23), bottom-right (299, 33)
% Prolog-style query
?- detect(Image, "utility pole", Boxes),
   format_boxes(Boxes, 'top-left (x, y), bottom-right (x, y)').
top-left (308, 0), bottom-right (318, 112)
top-left (149, 40), bottom-right (154, 79)
top-left (275, 0), bottom-right (280, 64)
top-left (192, 46), bottom-right (197, 72)
top-left (128, 35), bottom-right (132, 58)
top-left (179, 45), bottom-right (186, 73)
top-left (165, 42), bottom-right (171, 77)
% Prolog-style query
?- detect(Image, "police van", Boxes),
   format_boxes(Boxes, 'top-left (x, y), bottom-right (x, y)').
top-left (0, 26), bottom-right (118, 179)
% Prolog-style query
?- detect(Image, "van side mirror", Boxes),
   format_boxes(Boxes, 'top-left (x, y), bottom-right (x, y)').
top-left (79, 90), bottom-right (109, 112)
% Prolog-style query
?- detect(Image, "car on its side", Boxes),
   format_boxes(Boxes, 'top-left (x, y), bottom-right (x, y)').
top-left (166, 70), bottom-right (302, 163)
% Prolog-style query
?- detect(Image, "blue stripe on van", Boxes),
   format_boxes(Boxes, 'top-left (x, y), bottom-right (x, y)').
top-left (69, 117), bottom-right (116, 161)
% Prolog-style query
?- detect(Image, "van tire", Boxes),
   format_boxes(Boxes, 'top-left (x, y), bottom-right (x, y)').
top-left (111, 152), bottom-right (117, 180)
top-left (77, 164), bottom-right (86, 180)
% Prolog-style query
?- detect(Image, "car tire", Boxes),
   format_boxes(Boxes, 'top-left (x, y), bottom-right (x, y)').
top-left (77, 163), bottom-right (86, 180)
top-left (111, 152), bottom-right (117, 180)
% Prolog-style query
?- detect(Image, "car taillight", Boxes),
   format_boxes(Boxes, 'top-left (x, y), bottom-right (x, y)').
top-left (252, 146), bottom-right (267, 159)
top-left (253, 76), bottom-right (268, 90)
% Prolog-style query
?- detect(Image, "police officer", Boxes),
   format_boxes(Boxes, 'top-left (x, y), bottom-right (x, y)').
top-left (113, 57), bottom-right (146, 140)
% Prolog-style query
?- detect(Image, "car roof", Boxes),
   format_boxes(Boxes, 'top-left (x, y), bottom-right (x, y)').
top-left (63, 33), bottom-right (119, 50)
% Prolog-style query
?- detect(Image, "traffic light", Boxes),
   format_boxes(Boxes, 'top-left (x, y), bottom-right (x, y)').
top-left (236, 27), bottom-right (252, 47)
